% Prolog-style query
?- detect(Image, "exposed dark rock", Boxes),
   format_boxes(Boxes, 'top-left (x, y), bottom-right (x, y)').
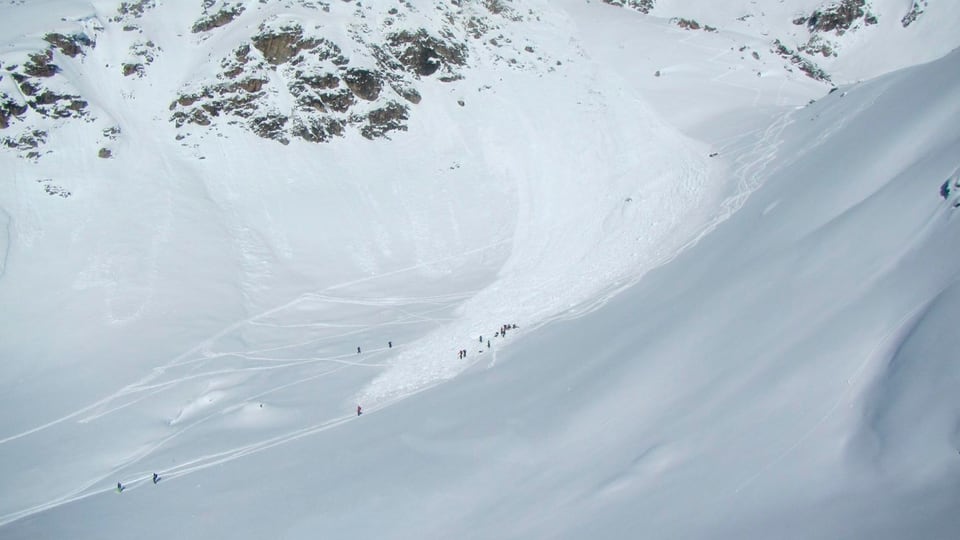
top-left (902, 1), bottom-right (927, 27)
top-left (3, 129), bottom-right (47, 150)
top-left (316, 89), bottom-right (355, 113)
top-left (192, 3), bottom-right (246, 33)
top-left (43, 33), bottom-right (94, 57)
top-left (343, 68), bottom-right (382, 101)
top-left (252, 25), bottom-right (318, 65)
top-left (388, 30), bottom-right (467, 78)
top-left (122, 63), bottom-right (144, 77)
top-left (250, 113), bottom-right (289, 144)
top-left (795, 0), bottom-right (874, 35)
top-left (601, 0), bottom-right (655, 14)
top-left (37, 179), bottom-right (72, 198)
top-left (292, 116), bottom-right (345, 143)
top-left (361, 101), bottom-right (408, 139)
top-left (394, 85), bottom-right (421, 104)
top-left (773, 39), bottom-right (830, 82)
top-left (0, 96), bottom-right (29, 129)
top-left (117, 0), bottom-right (156, 19)
top-left (237, 78), bottom-right (267, 93)
top-left (23, 51), bottom-right (59, 78)
top-left (298, 73), bottom-right (340, 90)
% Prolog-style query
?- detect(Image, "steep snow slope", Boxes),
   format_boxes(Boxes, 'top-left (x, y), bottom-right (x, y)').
top-left (0, 0), bottom-right (812, 527)
top-left (646, 0), bottom-right (960, 82)
top-left (6, 42), bottom-right (959, 540)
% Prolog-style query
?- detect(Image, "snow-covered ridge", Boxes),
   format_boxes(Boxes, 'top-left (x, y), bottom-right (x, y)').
top-left (3, 0), bottom-right (958, 159)
top-left (0, 0), bottom-right (557, 153)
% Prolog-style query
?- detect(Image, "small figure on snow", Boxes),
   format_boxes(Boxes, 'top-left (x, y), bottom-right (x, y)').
top-left (479, 335), bottom-right (483, 343)
top-left (117, 482), bottom-right (124, 493)
top-left (487, 340), bottom-right (491, 349)
top-left (388, 341), bottom-right (392, 348)
top-left (357, 346), bottom-right (361, 354)
top-left (152, 473), bottom-right (159, 485)
top-left (357, 405), bottom-right (362, 416)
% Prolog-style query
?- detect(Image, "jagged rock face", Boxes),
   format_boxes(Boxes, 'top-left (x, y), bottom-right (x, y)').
top-left (1, 34), bottom-right (92, 134)
top-left (169, 18), bottom-right (425, 144)
top-left (192, 1), bottom-right (247, 33)
top-left (902, 0), bottom-right (928, 28)
top-left (170, 1), bottom-right (484, 145)
top-left (44, 33), bottom-right (94, 58)
top-left (773, 39), bottom-right (831, 82)
top-left (388, 30), bottom-right (468, 79)
top-left (342, 69), bottom-right (382, 101)
top-left (601, 0), bottom-right (655, 14)
top-left (795, 0), bottom-right (876, 35)
top-left (785, 1), bottom-right (878, 71)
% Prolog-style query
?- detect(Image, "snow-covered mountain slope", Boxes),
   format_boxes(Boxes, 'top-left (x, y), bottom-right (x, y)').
top-left (1, 0), bottom-right (959, 538)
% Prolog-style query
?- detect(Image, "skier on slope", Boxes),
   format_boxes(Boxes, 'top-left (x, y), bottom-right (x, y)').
top-left (153, 473), bottom-right (159, 484)
top-left (117, 482), bottom-right (124, 493)
top-left (357, 405), bottom-right (362, 416)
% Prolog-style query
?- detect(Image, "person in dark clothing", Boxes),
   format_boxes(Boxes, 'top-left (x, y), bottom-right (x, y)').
top-left (357, 405), bottom-right (362, 416)
top-left (388, 341), bottom-right (392, 348)
top-left (357, 346), bottom-right (361, 354)
top-left (152, 473), bottom-right (159, 484)
top-left (487, 340), bottom-right (491, 349)
top-left (117, 482), bottom-right (124, 493)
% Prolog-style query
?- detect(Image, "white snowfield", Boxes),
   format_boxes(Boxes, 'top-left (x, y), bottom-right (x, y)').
top-left (1, 0), bottom-right (959, 538)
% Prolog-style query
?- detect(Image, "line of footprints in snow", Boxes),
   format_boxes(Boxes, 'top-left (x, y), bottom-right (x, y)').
top-left (116, 323), bottom-right (520, 493)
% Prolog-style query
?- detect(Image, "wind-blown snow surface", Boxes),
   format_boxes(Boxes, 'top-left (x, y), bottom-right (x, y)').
top-left (1, 0), bottom-right (960, 538)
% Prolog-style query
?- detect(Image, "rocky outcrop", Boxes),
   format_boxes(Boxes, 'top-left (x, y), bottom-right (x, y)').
top-left (171, 12), bottom-right (470, 144)
top-left (672, 18), bottom-right (717, 32)
top-left (43, 33), bottom-right (94, 58)
top-left (0, 95), bottom-right (29, 129)
top-left (773, 39), bottom-right (831, 82)
top-left (601, 0), bottom-right (655, 14)
top-left (2, 129), bottom-right (48, 160)
top-left (786, 1), bottom-right (877, 73)
top-left (793, 0), bottom-right (877, 35)
top-left (901, 1), bottom-right (927, 28)
top-left (387, 30), bottom-right (467, 80)
top-left (343, 69), bottom-right (382, 101)
top-left (36, 178), bottom-right (71, 198)
top-left (116, 0), bottom-right (156, 20)
top-left (192, 2), bottom-right (246, 33)
top-left (3, 46), bottom-right (90, 125)
top-left (360, 102), bottom-right (409, 139)
top-left (122, 40), bottom-right (157, 77)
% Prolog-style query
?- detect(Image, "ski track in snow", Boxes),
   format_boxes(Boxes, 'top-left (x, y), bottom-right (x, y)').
top-left (525, 107), bottom-right (797, 328)
top-left (0, 238), bottom-right (516, 527)
top-left (0, 2), bottom-right (873, 530)
top-left (0, 83), bottom-right (801, 535)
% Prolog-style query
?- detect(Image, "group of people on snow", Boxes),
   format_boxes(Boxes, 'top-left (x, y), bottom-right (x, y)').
top-left (121, 323), bottom-right (522, 494)
top-left (117, 473), bottom-right (160, 493)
